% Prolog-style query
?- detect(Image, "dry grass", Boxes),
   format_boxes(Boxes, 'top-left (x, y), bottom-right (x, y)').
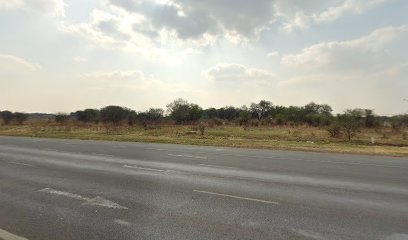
top-left (0, 121), bottom-right (407, 157)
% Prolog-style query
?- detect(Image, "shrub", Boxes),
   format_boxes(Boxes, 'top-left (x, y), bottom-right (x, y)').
top-left (1, 111), bottom-right (13, 124)
top-left (55, 113), bottom-right (68, 123)
top-left (338, 109), bottom-right (363, 141)
top-left (75, 109), bottom-right (100, 123)
top-left (13, 112), bottom-right (29, 124)
top-left (198, 122), bottom-right (205, 136)
top-left (100, 106), bottom-right (131, 125)
top-left (327, 123), bottom-right (341, 138)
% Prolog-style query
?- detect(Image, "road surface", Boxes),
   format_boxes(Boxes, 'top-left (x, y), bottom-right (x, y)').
top-left (0, 136), bottom-right (407, 240)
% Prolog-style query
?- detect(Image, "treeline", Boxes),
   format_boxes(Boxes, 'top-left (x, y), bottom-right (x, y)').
top-left (1, 99), bottom-right (408, 131)
top-left (0, 111), bottom-right (29, 125)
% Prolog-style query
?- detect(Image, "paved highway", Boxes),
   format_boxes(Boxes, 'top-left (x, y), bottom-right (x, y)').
top-left (0, 136), bottom-right (407, 240)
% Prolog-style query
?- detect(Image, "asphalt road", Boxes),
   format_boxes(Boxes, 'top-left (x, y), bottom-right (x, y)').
top-left (0, 136), bottom-right (407, 240)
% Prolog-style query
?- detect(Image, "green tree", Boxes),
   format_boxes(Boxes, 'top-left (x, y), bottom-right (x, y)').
top-left (250, 100), bottom-right (273, 121)
top-left (100, 106), bottom-right (131, 125)
top-left (145, 108), bottom-right (164, 122)
top-left (338, 109), bottom-right (363, 141)
top-left (363, 109), bottom-right (375, 128)
top-left (127, 110), bottom-right (138, 126)
top-left (13, 112), bottom-right (29, 124)
top-left (55, 113), bottom-right (68, 123)
top-left (203, 108), bottom-right (217, 119)
top-left (239, 106), bottom-right (252, 127)
top-left (75, 109), bottom-right (100, 123)
top-left (188, 104), bottom-right (203, 122)
top-left (1, 111), bottom-right (13, 124)
top-left (167, 99), bottom-right (202, 124)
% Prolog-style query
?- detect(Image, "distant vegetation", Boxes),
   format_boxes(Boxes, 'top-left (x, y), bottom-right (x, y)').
top-left (1, 99), bottom-right (407, 155)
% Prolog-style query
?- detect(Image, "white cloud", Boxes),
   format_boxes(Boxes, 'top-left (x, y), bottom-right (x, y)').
top-left (57, 0), bottom-right (389, 52)
top-left (59, 8), bottom-right (154, 51)
top-left (203, 63), bottom-right (276, 83)
top-left (0, 0), bottom-right (65, 16)
top-left (0, 54), bottom-right (40, 72)
top-left (281, 25), bottom-right (408, 72)
top-left (73, 56), bottom-right (87, 63)
top-left (277, 25), bottom-right (408, 114)
top-left (267, 51), bottom-right (279, 57)
top-left (278, 0), bottom-right (388, 32)
top-left (277, 63), bottom-right (408, 114)
top-left (109, 0), bottom-right (277, 40)
top-left (80, 70), bottom-right (148, 83)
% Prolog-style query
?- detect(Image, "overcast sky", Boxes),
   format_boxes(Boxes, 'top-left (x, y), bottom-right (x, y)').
top-left (0, 0), bottom-right (407, 114)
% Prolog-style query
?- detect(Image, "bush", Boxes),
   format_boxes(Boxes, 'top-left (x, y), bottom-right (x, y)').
top-left (75, 109), bottom-right (99, 123)
top-left (100, 106), bottom-right (131, 125)
top-left (338, 109), bottom-right (363, 141)
top-left (198, 122), bottom-right (205, 136)
top-left (13, 112), bottom-right (29, 124)
top-left (1, 111), bottom-right (13, 124)
top-left (167, 99), bottom-right (202, 124)
top-left (55, 113), bottom-right (68, 123)
top-left (327, 123), bottom-right (341, 138)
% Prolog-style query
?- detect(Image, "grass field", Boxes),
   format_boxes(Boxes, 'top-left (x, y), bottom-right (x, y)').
top-left (1, 122), bottom-right (407, 157)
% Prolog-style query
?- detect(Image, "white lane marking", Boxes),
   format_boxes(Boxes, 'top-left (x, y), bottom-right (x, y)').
top-left (199, 164), bottom-right (236, 169)
top-left (114, 219), bottom-right (131, 226)
top-left (0, 228), bottom-right (29, 240)
top-left (39, 188), bottom-right (128, 209)
top-left (193, 190), bottom-right (279, 205)
top-left (8, 162), bottom-right (35, 167)
top-left (168, 154), bottom-right (207, 159)
top-left (123, 165), bottom-right (165, 172)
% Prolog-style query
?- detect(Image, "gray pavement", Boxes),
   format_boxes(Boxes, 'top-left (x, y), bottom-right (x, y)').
top-left (0, 136), bottom-right (407, 240)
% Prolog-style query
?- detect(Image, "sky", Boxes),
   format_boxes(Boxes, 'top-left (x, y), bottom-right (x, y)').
top-left (0, 0), bottom-right (407, 114)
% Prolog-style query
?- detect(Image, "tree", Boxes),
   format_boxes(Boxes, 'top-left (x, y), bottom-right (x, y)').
top-left (13, 112), bottom-right (29, 124)
top-left (55, 113), bottom-right (68, 123)
top-left (203, 108), bottom-right (217, 119)
top-left (304, 102), bottom-right (333, 126)
top-left (327, 122), bottom-right (342, 138)
top-left (239, 106), bottom-right (252, 127)
top-left (145, 108), bottom-right (164, 122)
top-left (100, 106), bottom-right (131, 125)
top-left (167, 99), bottom-right (202, 124)
top-left (338, 109), bottom-right (363, 141)
top-left (363, 109), bottom-right (375, 128)
top-left (188, 104), bottom-right (203, 122)
top-left (75, 109), bottom-right (100, 123)
top-left (127, 110), bottom-right (138, 126)
top-left (217, 106), bottom-right (239, 121)
top-left (250, 100), bottom-right (273, 121)
top-left (167, 98), bottom-right (190, 124)
top-left (1, 111), bottom-right (13, 124)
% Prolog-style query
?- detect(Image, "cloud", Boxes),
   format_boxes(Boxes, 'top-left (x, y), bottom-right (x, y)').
top-left (58, 0), bottom-right (389, 51)
top-left (267, 51), bottom-right (279, 57)
top-left (277, 63), bottom-right (408, 114)
top-left (59, 8), bottom-right (153, 51)
top-left (80, 70), bottom-right (148, 83)
top-left (0, 54), bottom-right (40, 72)
top-left (109, 0), bottom-right (277, 40)
top-left (0, 0), bottom-right (65, 16)
top-left (277, 25), bottom-right (408, 114)
top-left (281, 25), bottom-right (408, 72)
top-left (73, 56), bottom-right (87, 63)
top-left (203, 63), bottom-right (276, 83)
top-left (278, 0), bottom-right (388, 32)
